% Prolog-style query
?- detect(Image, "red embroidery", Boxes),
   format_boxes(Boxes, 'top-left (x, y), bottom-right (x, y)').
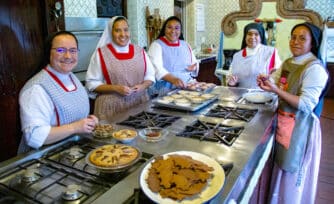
top-left (159, 37), bottom-right (180, 47)
top-left (106, 44), bottom-right (135, 60)
top-left (55, 107), bottom-right (60, 126)
top-left (142, 49), bottom-right (147, 76)
top-left (44, 68), bottom-right (77, 92)
top-left (268, 49), bottom-right (276, 72)
top-left (242, 48), bottom-right (247, 57)
top-left (98, 48), bottom-right (112, 84)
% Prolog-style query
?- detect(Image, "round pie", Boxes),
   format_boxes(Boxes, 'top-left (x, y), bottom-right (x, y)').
top-left (89, 144), bottom-right (139, 167)
top-left (112, 129), bottom-right (137, 139)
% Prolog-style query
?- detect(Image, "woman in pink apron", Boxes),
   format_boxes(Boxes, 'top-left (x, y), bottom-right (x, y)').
top-left (86, 16), bottom-right (156, 121)
top-left (257, 22), bottom-right (328, 203)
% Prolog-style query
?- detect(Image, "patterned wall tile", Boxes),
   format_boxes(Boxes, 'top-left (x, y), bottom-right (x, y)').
top-left (306, 0), bottom-right (334, 55)
top-left (126, 0), bottom-right (173, 48)
top-left (64, 0), bottom-right (97, 17)
top-left (63, 0), bottom-right (334, 57)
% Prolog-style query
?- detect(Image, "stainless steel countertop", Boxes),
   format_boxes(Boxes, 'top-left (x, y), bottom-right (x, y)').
top-left (92, 86), bottom-right (277, 204)
top-left (0, 86), bottom-right (277, 204)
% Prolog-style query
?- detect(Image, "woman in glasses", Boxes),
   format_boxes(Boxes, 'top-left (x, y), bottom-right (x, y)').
top-left (257, 22), bottom-right (328, 203)
top-left (86, 16), bottom-right (155, 121)
top-left (18, 31), bottom-right (98, 154)
top-left (147, 16), bottom-right (198, 97)
top-left (227, 22), bottom-right (281, 88)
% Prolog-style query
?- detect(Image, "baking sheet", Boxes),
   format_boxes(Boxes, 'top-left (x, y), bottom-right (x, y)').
top-left (152, 90), bottom-right (218, 112)
top-left (152, 93), bottom-right (218, 112)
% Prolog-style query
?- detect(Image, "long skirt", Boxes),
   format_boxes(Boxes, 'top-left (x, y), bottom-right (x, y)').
top-left (94, 91), bottom-right (149, 122)
top-left (268, 117), bottom-right (322, 204)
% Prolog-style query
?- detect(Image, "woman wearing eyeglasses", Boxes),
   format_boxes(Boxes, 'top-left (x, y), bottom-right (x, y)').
top-left (227, 22), bottom-right (282, 88)
top-left (85, 16), bottom-right (155, 121)
top-left (147, 16), bottom-right (198, 97)
top-left (18, 31), bottom-right (98, 154)
top-left (257, 22), bottom-right (328, 203)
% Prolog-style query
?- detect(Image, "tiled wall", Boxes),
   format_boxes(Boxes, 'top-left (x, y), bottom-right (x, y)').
top-left (203, 0), bottom-right (334, 61)
top-left (127, 0), bottom-right (173, 48)
top-left (64, 0), bottom-right (97, 17)
top-left (64, 0), bottom-right (334, 60)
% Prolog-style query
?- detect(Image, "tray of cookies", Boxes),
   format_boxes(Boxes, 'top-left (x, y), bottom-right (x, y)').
top-left (185, 81), bottom-right (216, 93)
top-left (152, 90), bottom-right (218, 112)
top-left (85, 144), bottom-right (141, 173)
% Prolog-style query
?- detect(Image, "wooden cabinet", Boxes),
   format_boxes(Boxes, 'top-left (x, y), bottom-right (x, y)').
top-left (196, 57), bottom-right (221, 85)
top-left (0, 0), bottom-right (61, 162)
top-left (326, 63), bottom-right (334, 98)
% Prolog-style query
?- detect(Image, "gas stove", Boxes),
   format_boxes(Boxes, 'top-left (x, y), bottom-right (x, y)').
top-left (0, 136), bottom-right (153, 204)
top-left (205, 105), bottom-right (258, 122)
top-left (117, 111), bottom-right (181, 129)
top-left (176, 120), bottom-right (244, 146)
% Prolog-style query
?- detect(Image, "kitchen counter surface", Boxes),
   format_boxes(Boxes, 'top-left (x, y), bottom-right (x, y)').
top-left (0, 86), bottom-right (277, 204)
top-left (92, 86), bottom-right (277, 204)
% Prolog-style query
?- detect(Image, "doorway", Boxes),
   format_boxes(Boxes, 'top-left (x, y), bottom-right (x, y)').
top-left (174, 0), bottom-right (186, 38)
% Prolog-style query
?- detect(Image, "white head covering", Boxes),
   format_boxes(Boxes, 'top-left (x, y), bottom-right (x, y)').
top-left (95, 16), bottom-right (130, 52)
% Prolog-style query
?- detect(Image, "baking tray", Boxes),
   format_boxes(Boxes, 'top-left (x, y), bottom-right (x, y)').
top-left (152, 90), bottom-right (218, 112)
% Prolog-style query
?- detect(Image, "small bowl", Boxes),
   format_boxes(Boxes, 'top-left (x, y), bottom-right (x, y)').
top-left (93, 124), bottom-right (114, 138)
top-left (138, 127), bottom-right (168, 142)
top-left (112, 129), bottom-right (138, 143)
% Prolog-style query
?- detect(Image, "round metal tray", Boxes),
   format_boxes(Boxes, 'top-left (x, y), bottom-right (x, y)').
top-left (85, 144), bottom-right (141, 173)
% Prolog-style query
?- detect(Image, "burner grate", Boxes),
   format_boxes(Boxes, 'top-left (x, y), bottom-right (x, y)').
top-left (205, 105), bottom-right (258, 122)
top-left (0, 143), bottom-right (154, 204)
top-left (176, 120), bottom-right (244, 146)
top-left (0, 159), bottom-right (110, 203)
top-left (117, 111), bottom-right (181, 129)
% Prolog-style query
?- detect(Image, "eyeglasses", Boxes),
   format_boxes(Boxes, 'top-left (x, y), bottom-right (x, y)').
top-left (51, 47), bottom-right (79, 54)
top-left (166, 26), bottom-right (181, 31)
top-left (289, 35), bottom-right (309, 43)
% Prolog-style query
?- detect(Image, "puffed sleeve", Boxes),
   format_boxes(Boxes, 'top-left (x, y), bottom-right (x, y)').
top-left (298, 64), bottom-right (328, 113)
top-left (147, 41), bottom-right (169, 80)
top-left (85, 50), bottom-right (105, 92)
top-left (143, 51), bottom-right (156, 82)
top-left (187, 42), bottom-right (199, 77)
top-left (19, 85), bottom-right (54, 149)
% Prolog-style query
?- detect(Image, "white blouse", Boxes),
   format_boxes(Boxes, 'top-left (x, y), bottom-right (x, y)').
top-left (19, 66), bottom-right (76, 149)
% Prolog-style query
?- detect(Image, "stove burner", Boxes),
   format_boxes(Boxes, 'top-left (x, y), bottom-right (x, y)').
top-left (205, 105), bottom-right (258, 122)
top-left (21, 168), bottom-right (39, 183)
top-left (176, 120), bottom-right (244, 146)
top-left (118, 111), bottom-right (181, 129)
top-left (64, 147), bottom-right (83, 160)
top-left (62, 184), bottom-right (83, 201)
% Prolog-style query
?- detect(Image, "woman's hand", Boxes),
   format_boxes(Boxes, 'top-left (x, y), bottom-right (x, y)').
top-left (256, 74), bottom-right (277, 93)
top-left (113, 85), bottom-right (134, 96)
top-left (131, 80), bottom-right (153, 93)
top-left (88, 115), bottom-right (99, 125)
top-left (70, 116), bottom-right (98, 134)
top-left (170, 77), bottom-right (185, 88)
top-left (186, 64), bottom-right (197, 72)
top-left (227, 75), bottom-right (239, 86)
